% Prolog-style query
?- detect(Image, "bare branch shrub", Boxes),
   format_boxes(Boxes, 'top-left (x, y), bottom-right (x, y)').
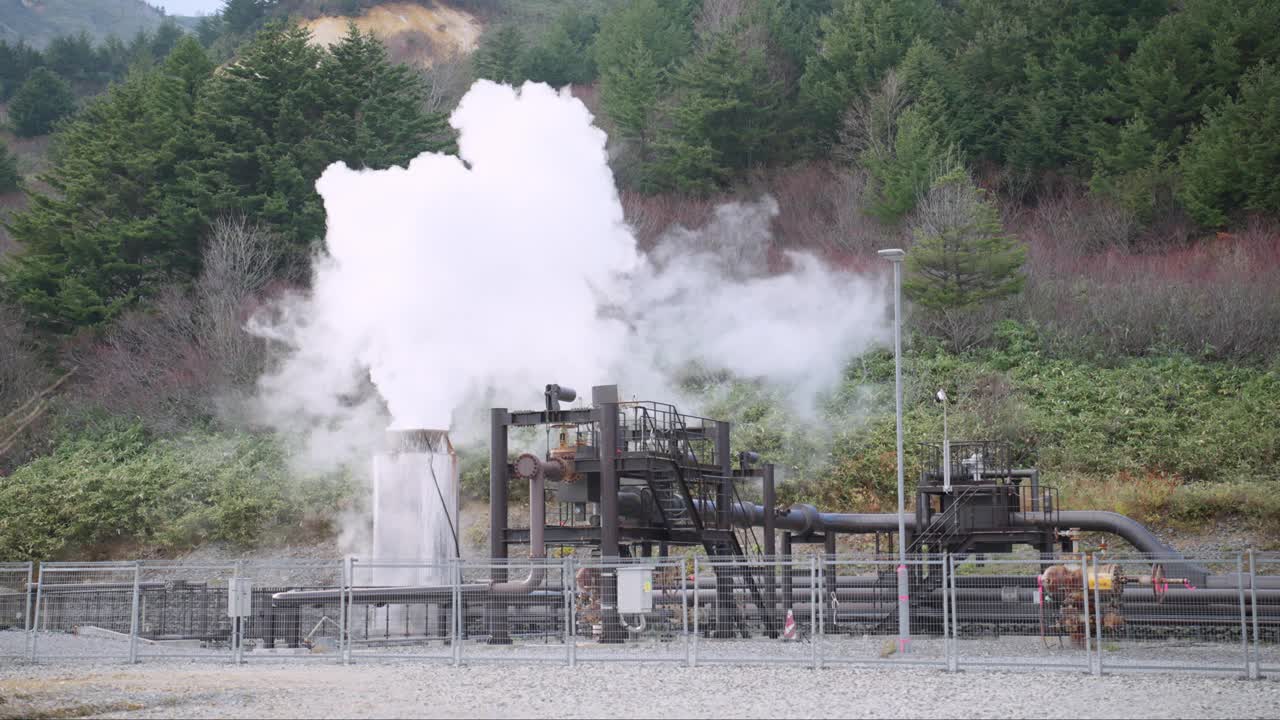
top-left (0, 302), bottom-right (48, 420)
top-left (422, 50), bottom-right (471, 115)
top-left (65, 216), bottom-right (283, 432)
top-left (835, 71), bottom-right (908, 166)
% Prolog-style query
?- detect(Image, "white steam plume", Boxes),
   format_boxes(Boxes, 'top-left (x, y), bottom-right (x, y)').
top-left (252, 80), bottom-right (888, 466)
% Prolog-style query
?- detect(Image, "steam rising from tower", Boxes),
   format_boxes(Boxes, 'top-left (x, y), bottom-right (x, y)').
top-left (251, 80), bottom-right (890, 559)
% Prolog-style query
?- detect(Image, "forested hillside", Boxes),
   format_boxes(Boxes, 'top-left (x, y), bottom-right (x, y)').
top-left (0, 0), bottom-right (173, 49)
top-left (1, 0), bottom-right (1278, 561)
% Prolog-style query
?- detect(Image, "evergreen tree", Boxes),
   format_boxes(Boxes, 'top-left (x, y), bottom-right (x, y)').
top-left (1090, 0), bottom-right (1280, 204)
top-left (473, 26), bottom-right (527, 85)
top-left (594, 0), bottom-right (695, 80)
top-left (862, 108), bottom-right (956, 222)
top-left (651, 32), bottom-right (781, 192)
top-left (44, 33), bottom-right (97, 83)
top-left (0, 143), bottom-right (20, 194)
top-left (800, 0), bottom-right (942, 143)
top-left (184, 24), bottom-right (454, 267)
top-left (1178, 61), bottom-right (1280, 226)
top-left (599, 40), bottom-right (661, 158)
top-left (8, 68), bottom-right (76, 137)
top-left (2, 42), bottom-right (214, 331)
top-left (318, 26), bottom-right (455, 168)
top-left (904, 169), bottom-right (1025, 310)
top-left (151, 20), bottom-right (187, 61)
top-left (0, 40), bottom-right (43, 102)
top-left (223, 0), bottom-right (269, 35)
top-left (524, 7), bottom-right (600, 87)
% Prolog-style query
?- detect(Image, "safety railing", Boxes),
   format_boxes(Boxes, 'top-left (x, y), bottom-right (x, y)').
top-left (572, 556), bottom-right (689, 665)
top-left (6, 552), bottom-right (1277, 676)
top-left (1250, 551), bottom-right (1278, 678)
top-left (344, 559), bottom-right (457, 664)
top-left (820, 555), bottom-right (948, 668)
top-left (690, 555), bottom-right (818, 666)
top-left (0, 561), bottom-right (33, 661)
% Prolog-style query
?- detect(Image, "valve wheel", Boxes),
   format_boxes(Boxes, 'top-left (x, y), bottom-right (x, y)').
top-left (1151, 563), bottom-right (1167, 603)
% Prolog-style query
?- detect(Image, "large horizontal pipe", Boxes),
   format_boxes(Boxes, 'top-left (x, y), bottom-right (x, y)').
top-left (696, 499), bottom-right (1210, 585)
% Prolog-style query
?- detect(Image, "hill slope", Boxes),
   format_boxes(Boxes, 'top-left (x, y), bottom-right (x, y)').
top-left (300, 2), bottom-right (482, 68)
top-left (0, 0), bottom-right (169, 47)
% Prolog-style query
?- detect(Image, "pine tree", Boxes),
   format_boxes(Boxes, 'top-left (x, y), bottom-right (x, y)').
top-left (8, 68), bottom-right (77, 137)
top-left (0, 40), bottom-right (43, 102)
top-left (319, 26), bottom-right (455, 168)
top-left (594, 0), bottom-right (695, 78)
top-left (0, 143), bottom-right (20, 193)
top-left (799, 0), bottom-right (941, 143)
top-left (524, 7), bottom-right (600, 87)
top-left (1, 42), bottom-right (215, 331)
top-left (474, 26), bottom-right (526, 85)
top-left (862, 108), bottom-right (956, 222)
top-left (600, 40), bottom-right (661, 155)
top-left (1178, 61), bottom-right (1280, 226)
top-left (652, 32), bottom-right (781, 192)
top-left (904, 169), bottom-right (1025, 310)
top-left (44, 33), bottom-right (97, 83)
top-left (223, 0), bottom-right (268, 35)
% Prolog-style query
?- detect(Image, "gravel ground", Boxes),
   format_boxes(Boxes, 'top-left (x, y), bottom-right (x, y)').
top-left (1, 656), bottom-right (1278, 719)
top-left (2, 629), bottom-right (1279, 720)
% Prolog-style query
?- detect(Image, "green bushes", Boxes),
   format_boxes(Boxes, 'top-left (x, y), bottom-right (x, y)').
top-left (701, 337), bottom-right (1280, 534)
top-left (0, 423), bottom-right (353, 561)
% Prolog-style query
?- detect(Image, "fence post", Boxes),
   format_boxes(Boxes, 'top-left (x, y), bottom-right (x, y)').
top-left (809, 555), bottom-right (818, 670)
top-left (22, 562), bottom-right (33, 662)
top-left (947, 553), bottom-right (959, 673)
top-left (230, 560), bottom-right (242, 665)
top-left (30, 563), bottom-right (44, 661)
top-left (565, 555), bottom-right (576, 668)
top-left (452, 558), bottom-right (463, 668)
top-left (128, 561), bottom-right (141, 664)
top-left (1080, 553), bottom-right (1093, 676)
top-left (691, 556), bottom-right (699, 668)
top-left (1248, 549), bottom-right (1262, 680)
top-left (339, 557), bottom-right (351, 666)
top-left (1237, 553), bottom-right (1253, 680)
top-left (682, 557), bottom-right (690, 668)
top-left (941, 554), bottom-right (951, 673)
top-left (1091, 554), bottom-right (1103, 676)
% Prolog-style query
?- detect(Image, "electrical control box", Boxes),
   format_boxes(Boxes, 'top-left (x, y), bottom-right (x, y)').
top-left (227, 578), bottom-right (253, 618)
top-left (617, 566), bottom-right (653, 615)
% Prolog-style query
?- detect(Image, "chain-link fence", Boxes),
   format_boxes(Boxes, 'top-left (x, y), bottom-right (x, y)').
top-left (0, 562), bottom-right (33, 661)
top-left (949, 553), bottom-right (1095, 673)
top-left (1250, 551), bottom-right (1279, 678)
top-left (134, 562), bottom-right (237, 662)
top-left (572, 556), bottom-right (689, 665)
top-left (820, 555), bottom-right (948, 668)
top-left (9, 552), bottom-right (1280, 676)
top-left (239, 561), bottom-right (345, 662)
top-left (31, 562), bottom-right (140, 662)
top-left (1089, 554), bottom-right (1249, 676)
top-left (458, 558), bottom-right (571, 664)
top-left (346, 559), bottom-right (457, 664)
top-left (690, 556), bottom-right (819, 666)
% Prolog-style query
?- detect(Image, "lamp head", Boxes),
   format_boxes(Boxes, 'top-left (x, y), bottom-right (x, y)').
top-left (936, 389), bottom-right (948, 404)
top-left (877, 248), bottom-right (906, 262)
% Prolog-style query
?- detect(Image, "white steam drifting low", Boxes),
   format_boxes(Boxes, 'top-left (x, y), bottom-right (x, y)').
top-left (253, 81), bottom-right (887, 464)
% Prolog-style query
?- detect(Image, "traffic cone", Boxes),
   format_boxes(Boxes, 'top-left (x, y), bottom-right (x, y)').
top-left (782, 609), bottom-right (797, 641)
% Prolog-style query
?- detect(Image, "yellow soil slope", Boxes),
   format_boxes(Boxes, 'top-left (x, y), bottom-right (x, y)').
top-left (303, 2), bottom-right (481, 68)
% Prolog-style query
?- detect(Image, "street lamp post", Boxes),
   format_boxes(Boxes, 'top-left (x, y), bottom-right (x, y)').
top-left (877, 247), bottom-right (910, 654)
top-left (937, 389), bottom-right (951, 493)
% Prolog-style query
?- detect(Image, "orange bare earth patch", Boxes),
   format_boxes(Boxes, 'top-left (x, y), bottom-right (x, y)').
top-left (302, 2), bottom-right (482, 69)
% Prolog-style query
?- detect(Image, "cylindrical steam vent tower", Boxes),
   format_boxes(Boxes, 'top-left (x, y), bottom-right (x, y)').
top-left (371, 429), bottom-right (460, 586)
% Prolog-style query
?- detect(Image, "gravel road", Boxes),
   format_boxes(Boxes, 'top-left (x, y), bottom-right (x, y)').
top-left (1, 657), bottom-right (1278, 719)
